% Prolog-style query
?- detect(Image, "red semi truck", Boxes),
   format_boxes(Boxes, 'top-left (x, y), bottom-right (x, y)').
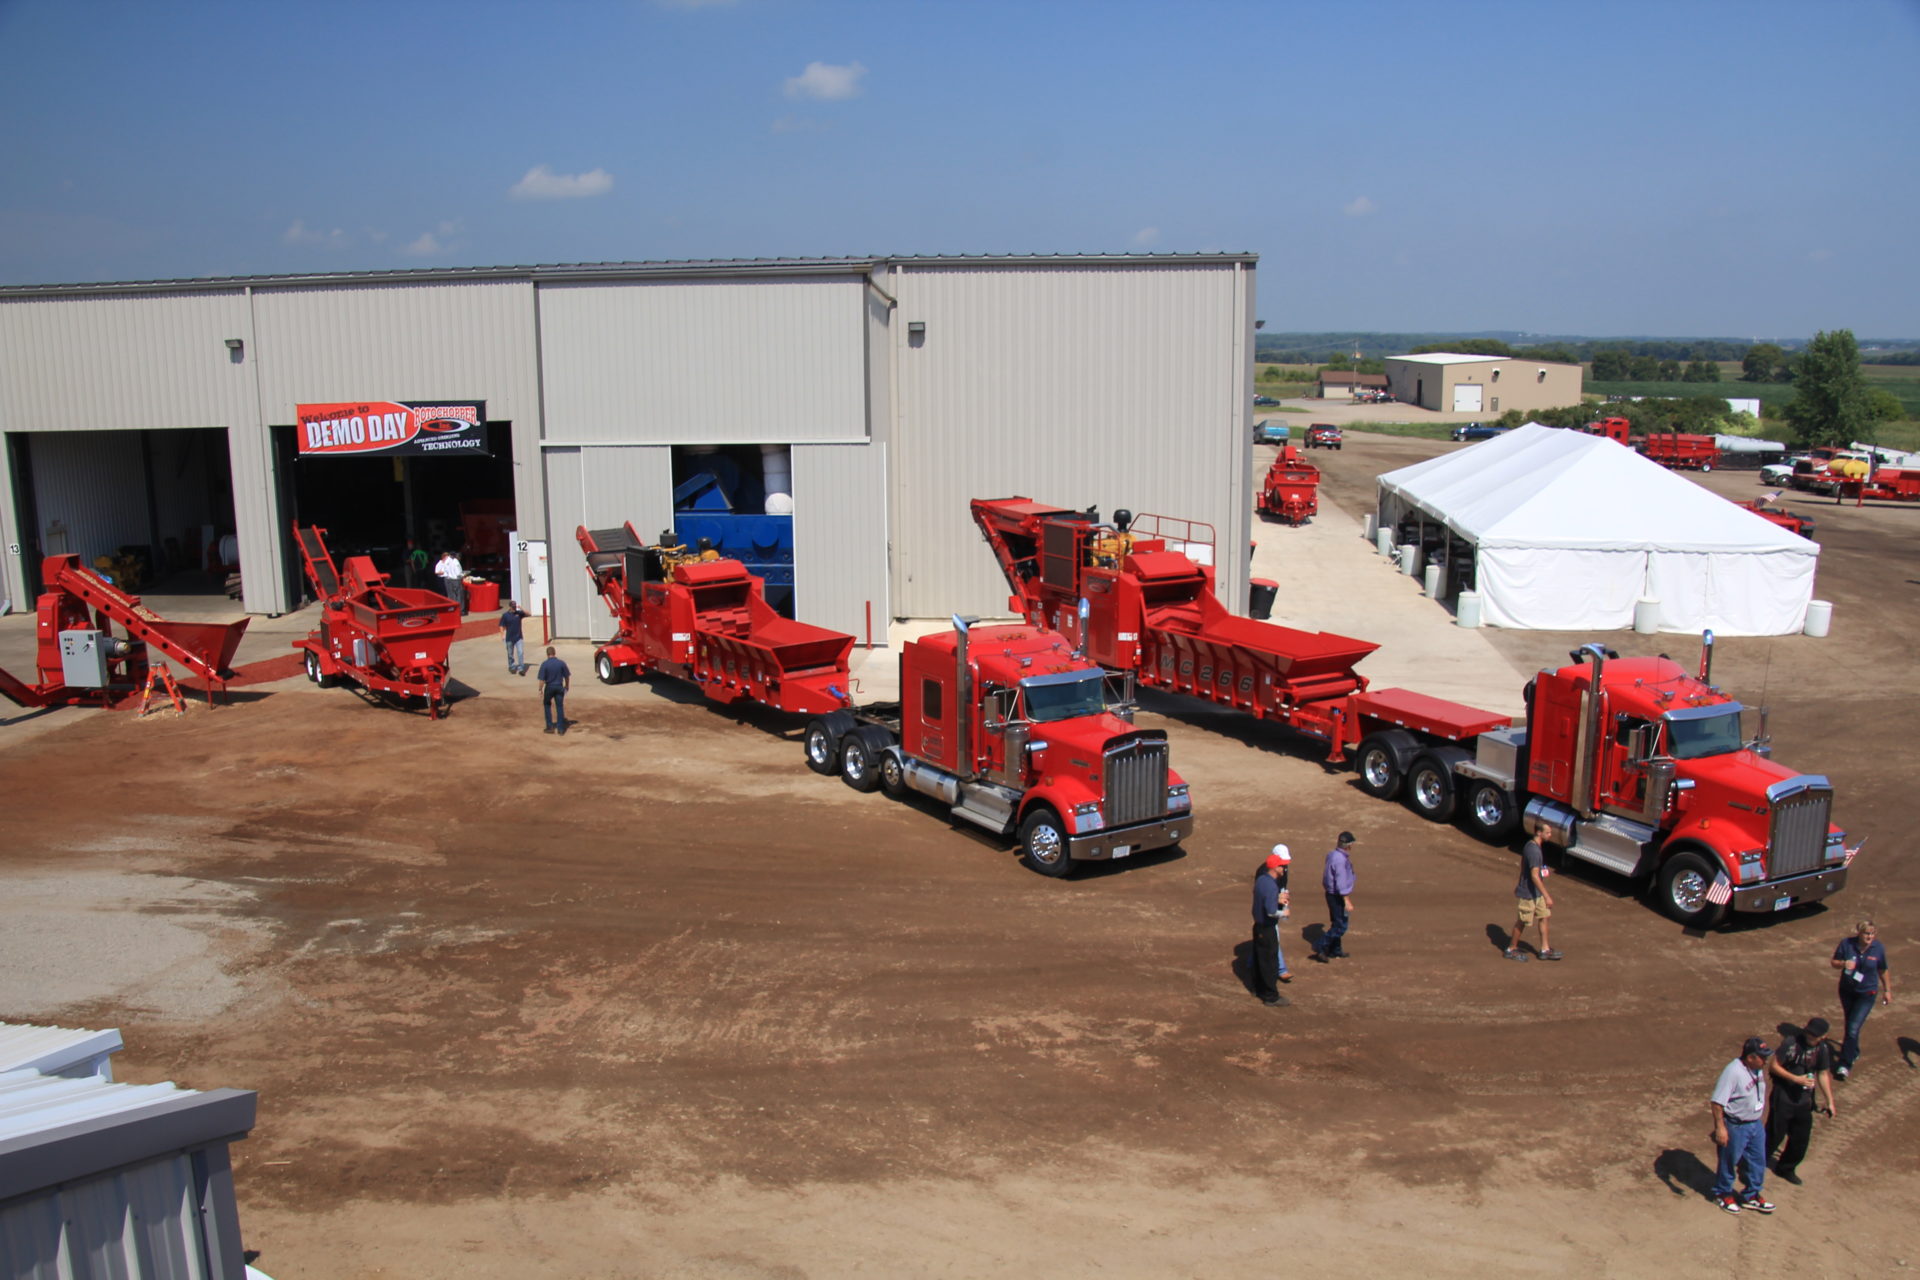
top-left (580, 523), bottom-right (1193, 876)
top-left (971, 498), bottom-right (1850, 925)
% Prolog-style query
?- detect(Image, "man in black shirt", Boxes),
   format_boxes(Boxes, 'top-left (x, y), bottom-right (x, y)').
top-left (1766, 1017), bottom-right (1837, 1186)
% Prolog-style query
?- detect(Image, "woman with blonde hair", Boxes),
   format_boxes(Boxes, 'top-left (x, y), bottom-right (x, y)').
top-left (1830, 918), bottom-right (1893, 1080)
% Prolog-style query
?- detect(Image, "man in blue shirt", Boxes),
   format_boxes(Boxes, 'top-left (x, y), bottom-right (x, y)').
top-left (536, 646), bottom-right (571, 734)
top-left (498, 600), bottom-right (530, 676)
top-left (1250, 845), bottom-right (1293, 1007)
top-left (1313, 831), bottom-right (1357, 961)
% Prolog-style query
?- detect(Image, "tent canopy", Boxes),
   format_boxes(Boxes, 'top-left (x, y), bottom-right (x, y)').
top-left (1377, 424), bottom-right (1819, 634)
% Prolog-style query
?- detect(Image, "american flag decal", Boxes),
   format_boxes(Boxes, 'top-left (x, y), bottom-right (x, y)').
top-left (1706, 871), bottom-right (1733, 906)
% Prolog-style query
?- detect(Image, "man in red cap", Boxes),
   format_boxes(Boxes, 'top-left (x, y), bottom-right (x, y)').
top-left (1249, 845), bottom-right (1293, 1007)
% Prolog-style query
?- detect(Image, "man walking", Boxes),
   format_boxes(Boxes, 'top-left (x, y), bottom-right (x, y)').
top-left (498, 599), bottom-right (530, 675)
top-left (1312, 831), bottom-right (1356, 961)
top-left (1766, 1017), bottom-right (1836, 1186)
top-left (1505, 821), bottom-right (1562, 961)
top-left (1707, 1036), bottom-right (1775, 1215)
top-left (537, 645), bottom-right (570, 734)
top-left (1250, 845), bottom-right (1293, 1007)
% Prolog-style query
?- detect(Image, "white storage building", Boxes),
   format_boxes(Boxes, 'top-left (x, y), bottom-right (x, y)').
top-left (0, 254), bottom-right (1259, 639)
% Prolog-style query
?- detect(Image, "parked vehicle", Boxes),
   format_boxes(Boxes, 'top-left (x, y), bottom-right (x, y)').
top-left (1255, 421), bottom-right (1290, 445)
top-left (580, 521), bottom-right (1193, 877)
top-left (971, 500), bottom-right (1853, 928)
top-left (1759, 460), bottom-right (1800, 486)
top-left (1640, 432), bottom-right (1719, 472)
top-left (293, 525), bottom-right (459, 718)
top-left (1253, 394), bottom-right (1280, 407)
top-left (1738, 494), bottom-right (1816, 539)
top-left (1451, 422), bottom-right (1509, 442)
top-left (1305, 423), bottom-right (1343, 450)
top-left (1257, 445), bottom-right (1320, 525)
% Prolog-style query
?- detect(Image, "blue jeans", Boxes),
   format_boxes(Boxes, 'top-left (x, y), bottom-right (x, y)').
top-left (505, 637), bottom-right (525, 672)
top-left (1838, 983), bottom-right (1877, 1070)
top-left (1319, 893), bottom-right (1350, 955)
top-left (543, 687), bottom-right (567, 730)
top-left (1709, 1117), bottom-right (1766, 1200)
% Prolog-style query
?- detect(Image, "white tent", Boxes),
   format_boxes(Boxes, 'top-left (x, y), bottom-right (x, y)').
top-left (1376, 423), bottom-right (1819, 635)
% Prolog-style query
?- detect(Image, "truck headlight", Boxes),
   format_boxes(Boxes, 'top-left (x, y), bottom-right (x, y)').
top-left (1825, 833), bottom-right (1847, 864)
top-left (1736, 848), bottom-right (1766, 884)
top-left (1167, 784), bottom-right (1191, 812)
top-left (1072, 801), bottom-right (1104, 833)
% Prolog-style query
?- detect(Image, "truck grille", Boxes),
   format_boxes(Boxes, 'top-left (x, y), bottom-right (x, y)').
top-left (1105, 736), bottom-right (1169, 827)
top-left (1769, 782), bottom-right (1832, 878)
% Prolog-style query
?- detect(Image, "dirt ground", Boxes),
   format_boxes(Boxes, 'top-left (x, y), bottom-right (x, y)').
top-left (3, 433), bottom-right (1917, 1278)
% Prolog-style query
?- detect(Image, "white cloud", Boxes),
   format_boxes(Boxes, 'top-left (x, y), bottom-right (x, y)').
top-left (1343, 196), bottom-right (1376, 217)
top-left (509, 165), bottom-right (615, 200)
top-left (1130, 227), bottom-right (1160, 248)
top-left (784, 60), bottom-right (866, 101)
top-left (283, 220), bottom-right (348, 249)
top-left (403, 221), bottom-right (462, 257)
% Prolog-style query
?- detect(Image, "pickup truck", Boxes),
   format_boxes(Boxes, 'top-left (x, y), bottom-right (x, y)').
top-left (1255, 421), bottom-right (1290, 444)
top-left (1305, 423), bottom-right (1343, 450)
top-left (1452, 422), bottom-right (1509, 442)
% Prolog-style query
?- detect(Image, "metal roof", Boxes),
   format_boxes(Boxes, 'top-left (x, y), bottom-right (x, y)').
top-left (1387, 352), bottom-right (1504, 365)
top-left (0, 251), bottom-right (1258, 299)
top-left (0, 1022), bottom-right (124, 1079)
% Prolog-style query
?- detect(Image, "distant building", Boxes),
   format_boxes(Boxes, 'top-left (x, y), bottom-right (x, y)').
top-left (1383, 353), bottom-right (1582, 416)
top-left (1316, 370), bottom-right (1389, 400)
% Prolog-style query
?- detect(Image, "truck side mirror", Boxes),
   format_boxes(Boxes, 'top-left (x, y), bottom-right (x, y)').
top-left (983, 689), bottom-right (1009, 732)
top-left (1625, 724), bottom-right (1653, 764)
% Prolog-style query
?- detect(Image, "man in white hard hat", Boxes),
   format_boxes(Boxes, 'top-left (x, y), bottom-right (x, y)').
top-left (1250, 844), bottom-right (1294, 1007)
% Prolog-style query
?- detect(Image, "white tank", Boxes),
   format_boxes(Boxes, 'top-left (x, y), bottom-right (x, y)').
top-left (761, 443), bottom-right (793, 515)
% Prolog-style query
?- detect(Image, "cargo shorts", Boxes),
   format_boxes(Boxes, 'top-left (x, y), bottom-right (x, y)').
top-left (1516, 895), bottom-right (1550, 925)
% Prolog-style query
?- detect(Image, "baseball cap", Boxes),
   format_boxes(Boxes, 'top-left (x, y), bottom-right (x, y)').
top-left (1337, 831), bottom-right (1357, 846)
top-left (1741, 1036), bottom-right (1774, 1059)
top-left (1266, 844), bottom-right (1291, 868)
top-left (1803, 1017), bottom-right (1830, 1039)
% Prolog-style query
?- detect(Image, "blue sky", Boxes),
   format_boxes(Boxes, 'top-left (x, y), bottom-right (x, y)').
top-left (1, 0), bottom-right (1915, 338)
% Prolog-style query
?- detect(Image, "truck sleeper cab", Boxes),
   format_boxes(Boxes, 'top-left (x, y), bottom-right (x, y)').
top-left (1351, 641), bottom-right (1848, 929)
top-left (802, 620), bottom-right (1192, 877)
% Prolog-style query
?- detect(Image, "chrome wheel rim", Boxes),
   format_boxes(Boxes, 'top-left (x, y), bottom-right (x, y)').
top-left (1414, 770), bottom-right (1445, 809)
top-left (1671, 868), bottom-right (1709, 912)
top-left (1361, 750), bottom-right (1392, 789)
top-left (1028, 822), bottom-right (1065, 867)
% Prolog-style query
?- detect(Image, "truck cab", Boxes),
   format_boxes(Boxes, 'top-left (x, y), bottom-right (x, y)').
top-left (1520, 644), bottom-right (1847, 926)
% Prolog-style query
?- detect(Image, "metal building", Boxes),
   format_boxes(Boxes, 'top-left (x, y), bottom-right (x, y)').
top-left (1383, 352), bottom-right (1583, 417)
top-left (0, 253), bottom-right (1257, 639)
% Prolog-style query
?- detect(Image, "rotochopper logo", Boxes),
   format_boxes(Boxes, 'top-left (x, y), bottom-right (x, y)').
top-left (296, 400), bottom-right (489, 457)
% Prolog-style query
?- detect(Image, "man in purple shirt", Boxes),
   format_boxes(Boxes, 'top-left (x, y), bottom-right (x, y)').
top-left (1312, 830), bottom-right (1357, 961)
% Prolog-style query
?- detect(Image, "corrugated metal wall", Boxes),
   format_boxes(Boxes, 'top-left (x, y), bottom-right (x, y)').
top-left (536, 277), bottom-right (868, 444)
top-left (19, 432), bottom-right (151, 569)
top-left (791, 442), bottom-right (889, 637)
top-left (0, 1152), bottom-right (211, 1280)
top-left (888, 261), bottom-right (1253, 617)
top-left (543, 445), bottom-right (673, 641)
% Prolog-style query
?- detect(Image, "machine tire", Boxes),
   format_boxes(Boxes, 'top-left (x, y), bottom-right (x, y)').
top-left (304, 648), bottom-right (334, 688)
top-left (1462, 780), bottom-right (1521, 843)
top-left (1700, 462), bottom-right (1713, 473)
top-left (1019, 806), bottom-right (1073, 878)
top-left (594, 650), bottom-right (628, 685)
top-left (878, 748), bottom-right (909, 800)
top-left (1354, 732), bottom-right (1412, 800)
top-left (1404, 754), bottom-right (1459, 823)
top-left (803, 719), bottom-right (840, 775)
top-left (840, 726), bottom-right (889, 793)
top-left (1655, 850), bottom-right (1730, 930)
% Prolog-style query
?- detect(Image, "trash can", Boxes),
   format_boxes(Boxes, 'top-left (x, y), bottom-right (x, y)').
top-left (465, 579), bottom-right (501, 612)
top-left (1456, 590), bottom-right (1483, 628)
top-left (1249, 578), bottom-right (1278, 620)
top-left (1423, 563), bottom-right (1444, 599)
top-left (1633, 597), bottom-right (1659, 634)
top-left (1804, 599), bottom-right (1833, 637)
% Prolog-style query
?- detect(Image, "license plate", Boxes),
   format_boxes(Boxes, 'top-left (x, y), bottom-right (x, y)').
top-left (1774, 896), bottom-right (1792, 912)
top-left (1111, 845), bottom-right (1132, 858)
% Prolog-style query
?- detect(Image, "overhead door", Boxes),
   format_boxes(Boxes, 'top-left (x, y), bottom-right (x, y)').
top-left (1453, 383), bottom-right (1484, 412)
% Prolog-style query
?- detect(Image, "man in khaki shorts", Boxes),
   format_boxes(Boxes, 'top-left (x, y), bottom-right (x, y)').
top-left (1505, 821), bottom-right (1561, 961)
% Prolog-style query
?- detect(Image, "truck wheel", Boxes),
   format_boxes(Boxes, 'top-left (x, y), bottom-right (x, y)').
top-left (803, 719), bottom-right (840, 775)
top-left (1462, 780), bottom-right (1520, 843)
top-left (594, 650), bottom-right (627, 685)
top-left (304, 649), bottom-right (334, 688)
top-left (1354, 733), bottom-right (1408, 800)
top-left (1700, 462), bottom-right (1712, 473)
top-left (840, 726), bottom-right (889, 793)
top-left (1405, 754), bottom-right (1458, 822)
top-left (1019, 806), bottom-right (1073, 878)
top-left (878, 749), bottom-right (909, 799)
top-left (1655, 851), bottom-right (1730, 929)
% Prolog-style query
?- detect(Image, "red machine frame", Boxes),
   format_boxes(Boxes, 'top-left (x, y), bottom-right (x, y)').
top-left (291, 525), bottom-right (461, 718)
top-left (1257, 444), bottom-right (1320, 525)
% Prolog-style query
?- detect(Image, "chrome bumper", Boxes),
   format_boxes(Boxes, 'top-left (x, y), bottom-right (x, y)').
top-left (1069, 815), bottom-right (1194, 861)
top-left (1732, 866), bottom-right (1849, 914)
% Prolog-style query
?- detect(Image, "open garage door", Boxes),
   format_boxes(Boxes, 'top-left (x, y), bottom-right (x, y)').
top-left (1452, 384), bottom-right (1484, 413)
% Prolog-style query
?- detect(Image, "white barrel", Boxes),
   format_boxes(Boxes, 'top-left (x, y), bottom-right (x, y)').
top-left (1363, 513), bottom-right (1377, 543)
top-left (1423, 563), bottom-right (1443, 598)
top-left (1804, 599), bottom-right (1833, 638)
top-left (1376, 528), bottom-right (1394, 557)
top-left (760, 443), bottom-right (794, 514)
top-left (1633, 597), bottom-right (1660, 634)
top-left (1456, 590), bottom-right (1483, 628)
top-left (1397, 544), bottom-right (1420, 577)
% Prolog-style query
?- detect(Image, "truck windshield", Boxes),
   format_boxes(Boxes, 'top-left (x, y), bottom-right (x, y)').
top-left (1022, 672), bottom-right (1107, 723)
top-left (1664, 706), bottom-right (1745, 759)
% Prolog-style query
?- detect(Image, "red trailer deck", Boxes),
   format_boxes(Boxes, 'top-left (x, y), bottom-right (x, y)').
top-left (292, 525), bottom-right (461, 718)
top-left (578, 524), bottom-right (853, 715)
